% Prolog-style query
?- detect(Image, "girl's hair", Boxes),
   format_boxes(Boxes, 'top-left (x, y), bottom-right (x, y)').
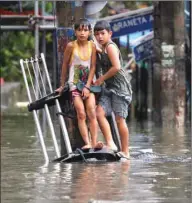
top-left (94, 20), bottom-right (111, 32)
top-left (74, 18), bottom-right (92, 31)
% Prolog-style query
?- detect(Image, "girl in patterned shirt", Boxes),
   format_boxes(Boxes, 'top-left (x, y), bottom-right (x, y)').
top-left (56, 18), bottom-right (101, 149)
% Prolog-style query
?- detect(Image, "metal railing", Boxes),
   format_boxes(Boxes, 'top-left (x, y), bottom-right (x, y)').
top-left (20, 53), bottom-right (72, 164)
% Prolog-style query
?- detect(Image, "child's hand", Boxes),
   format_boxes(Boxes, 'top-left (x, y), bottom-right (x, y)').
top-left (92, 36), bottom-right (102, 53)
top-left (94, 76), bottom-right (104, 86)
top-left (55, 86), bottom-right (64, 95)
top-left (82, 87), bottom-right (90, 99)
top-left (96, 47), bottom-right (102, 53)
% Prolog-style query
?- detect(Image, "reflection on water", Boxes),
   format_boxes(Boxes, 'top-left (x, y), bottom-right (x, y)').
top-left (1, 114), bottom-right (191, 203)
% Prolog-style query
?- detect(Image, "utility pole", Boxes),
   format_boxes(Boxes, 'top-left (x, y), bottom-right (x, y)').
top-left (56, 2), bottom-right (84, 27)
top-left (153, 1), bottom-right (186, 128)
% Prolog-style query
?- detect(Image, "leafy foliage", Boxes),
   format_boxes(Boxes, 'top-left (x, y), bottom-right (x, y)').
top-left (0, 1), bottom-right (54, 81)
top-left (0, 31), bottom-right (35, 81)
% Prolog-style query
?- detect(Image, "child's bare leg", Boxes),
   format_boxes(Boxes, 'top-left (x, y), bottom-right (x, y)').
top-left (85, 93), bottom-right (98, 148)
top-left (96, 105), bottom-right (117, 150)
top-left (115, 116), bottom-right (129, 156)
top-left (85, 95), bottom-right (97, 145)
top-left (73, 96), bottom-right (91, 149)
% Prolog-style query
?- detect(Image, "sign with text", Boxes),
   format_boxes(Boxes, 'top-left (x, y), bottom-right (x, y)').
top-left (110, 12), bottom-right (153, 38)
top-left (161, 43), bottom-right (175, 68)
top-left (133, 39), bottom-right (153, 62)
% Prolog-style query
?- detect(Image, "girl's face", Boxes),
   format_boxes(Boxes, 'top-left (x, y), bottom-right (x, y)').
top-left (75, 25), bottom-right (90, 42)
top-left (94, 29), bottom-right (112, 46)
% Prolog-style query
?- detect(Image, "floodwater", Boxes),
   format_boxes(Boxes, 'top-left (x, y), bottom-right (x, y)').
top-left (1, 114), bottom-right (191, 203)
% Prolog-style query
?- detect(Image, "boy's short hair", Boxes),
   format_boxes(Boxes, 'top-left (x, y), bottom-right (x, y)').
top-left (94, 20), bottom-right (111, 32)
top-left (74, 18), bottom-right (91, 31)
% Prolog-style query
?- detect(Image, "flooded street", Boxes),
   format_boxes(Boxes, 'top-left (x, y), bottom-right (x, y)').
top-left (1, 114), bottom-right (191, 203)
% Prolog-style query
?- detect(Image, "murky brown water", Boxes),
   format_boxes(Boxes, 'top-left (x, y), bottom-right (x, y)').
top-left (1, 114), bottom-right (191, 203)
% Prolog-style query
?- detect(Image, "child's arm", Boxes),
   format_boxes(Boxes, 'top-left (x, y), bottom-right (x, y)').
top-left (85, 43), bottom-right (97, 88)
top-left (95, 44), bottom-right (120, 85)
top-left (92, 36), bottom-right (102, 53)
top-left (57, 42), bottom-right (73, 90)
top-left (81, 43), bottom-right (96, 98)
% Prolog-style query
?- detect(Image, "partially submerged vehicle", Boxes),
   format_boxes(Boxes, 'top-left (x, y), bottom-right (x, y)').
top-left (20, 53), bottom-right (122, 164)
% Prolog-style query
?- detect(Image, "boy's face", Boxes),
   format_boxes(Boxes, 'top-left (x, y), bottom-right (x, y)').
top-left (94, 29), bottom-right (112, 46)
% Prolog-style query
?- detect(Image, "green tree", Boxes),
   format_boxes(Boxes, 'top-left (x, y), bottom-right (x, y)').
top-left (0, 31), bottom-right (35, 81)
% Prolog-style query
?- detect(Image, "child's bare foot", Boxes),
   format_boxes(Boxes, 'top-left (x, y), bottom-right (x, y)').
top-left (93, 141), bottom-right (104, 149)
top-left (117, 151), bottom-right (130, 160)
top-left (106, 142), bottom-right (118, 152)
top-left (81, 144), bottom-right (92, 149)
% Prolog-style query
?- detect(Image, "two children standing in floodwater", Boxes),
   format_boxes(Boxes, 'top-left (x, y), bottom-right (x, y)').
top-left (56, 19), bottom-right (132, 159)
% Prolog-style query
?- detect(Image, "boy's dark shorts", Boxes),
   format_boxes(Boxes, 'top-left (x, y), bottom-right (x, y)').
top-left (98, 90), bottom-right (132, 119)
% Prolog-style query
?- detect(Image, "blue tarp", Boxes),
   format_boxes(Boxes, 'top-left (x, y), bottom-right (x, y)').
top-left (110, 12), bottom-right (153, 38)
